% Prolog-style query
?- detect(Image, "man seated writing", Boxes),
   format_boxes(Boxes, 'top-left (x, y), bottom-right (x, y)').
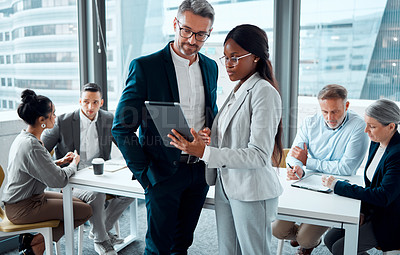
top-left (272, 84), bottom-right (369, 255)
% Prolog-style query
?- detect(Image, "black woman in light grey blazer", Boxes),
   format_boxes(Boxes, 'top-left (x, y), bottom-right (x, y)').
top-left (169, 24), bottom-right (284, 255)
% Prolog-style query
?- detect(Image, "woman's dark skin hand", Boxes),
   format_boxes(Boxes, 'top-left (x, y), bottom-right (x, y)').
top-left (198, 127), bottom-right (211, 145)
top-left (168, 128), bottom-right (206, 158)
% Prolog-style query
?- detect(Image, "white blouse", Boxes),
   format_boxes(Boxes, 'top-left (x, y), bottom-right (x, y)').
top-left (366, 146), bottom-right (386, 181)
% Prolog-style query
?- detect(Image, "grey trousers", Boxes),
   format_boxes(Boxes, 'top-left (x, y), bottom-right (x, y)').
top-left (324, 221), bottom-right (378, 255)
top-left (72, 189), bottom-right (134, 242)
top-left (215, 175), bottom-right (279, 255)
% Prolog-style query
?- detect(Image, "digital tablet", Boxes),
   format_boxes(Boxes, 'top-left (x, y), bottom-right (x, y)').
top-left (291, 173), bottom-right (349, 193)
top-left (144, 101), bottom-right (193, 148)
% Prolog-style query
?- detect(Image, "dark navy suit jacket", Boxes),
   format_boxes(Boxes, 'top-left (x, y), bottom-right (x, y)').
top-left (112, 42), bottom-right (218, 189)
top-left (334, 131), bottom-right (400, 251)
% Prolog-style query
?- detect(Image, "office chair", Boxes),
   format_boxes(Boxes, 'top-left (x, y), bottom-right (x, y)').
top-left (377, 247), bottom-right (400, 255)
top-left (383, 251), bottom-right (400, 255)
top-left (278, 148), bottom-right (291, 168)
top-left (276, 148), bottom-right (293, 255)
top-left (0, 164), bottom-right (60, 255)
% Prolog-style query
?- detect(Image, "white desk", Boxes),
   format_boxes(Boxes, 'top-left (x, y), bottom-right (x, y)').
top-left (63, 166), bottom-right (362, 255)
top-left (203, 169), bottom-right (362, 255)
top-left (277, 170), bottom-right (361, 255)
top-left (62, 165), bottom-right (144, 255)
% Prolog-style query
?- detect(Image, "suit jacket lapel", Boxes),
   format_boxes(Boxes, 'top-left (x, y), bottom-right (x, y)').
top-left (365, 143), bottom-right (378, 171)
top-left (199, 54), bottom-right (211, 103)
top-left (369, 132), bottom-right (400, 185)
top-left (162, 43), bottom-right (180, 102)
top-left (72, 109), bottom-right (80, 154)
top-left (219, 77), bottom-right (261, 143)
top-left (372, 150), bottom-right (388, 184)
top-left (199, 53), bottom-right (217, 128)
top-left (220, 90), bottom-right (249, 140)
top-left (96, 111), bottom-right (103, 158)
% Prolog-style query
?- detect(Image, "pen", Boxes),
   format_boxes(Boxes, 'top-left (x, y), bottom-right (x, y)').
top-left (287, 163), bottom-right (301, 180)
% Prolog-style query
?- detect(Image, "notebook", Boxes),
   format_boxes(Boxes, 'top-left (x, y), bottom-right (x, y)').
top-left (88, 160), bottom-right (127, 172)
top-left (291, 173), bottom-right (349, 193)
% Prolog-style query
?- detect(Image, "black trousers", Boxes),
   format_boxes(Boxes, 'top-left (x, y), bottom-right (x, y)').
top-left (324, 221), bottom-right (378, 255)
top-left (144, 161), bottom-right (209, 255)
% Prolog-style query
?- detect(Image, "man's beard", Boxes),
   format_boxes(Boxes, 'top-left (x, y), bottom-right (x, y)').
top-left (180, 42), bottom-right (199, 56)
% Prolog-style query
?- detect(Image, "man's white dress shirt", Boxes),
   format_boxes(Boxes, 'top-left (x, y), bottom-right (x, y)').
top-left (79, 110), bottom-right (100, 167)
top-left (170, 44), bottom-right (205, 133)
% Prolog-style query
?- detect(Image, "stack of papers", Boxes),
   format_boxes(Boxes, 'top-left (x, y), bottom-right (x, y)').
top-left (87, 160), bottom-right (127, 172)
top-left (103, 160), bottom-right (127, 172)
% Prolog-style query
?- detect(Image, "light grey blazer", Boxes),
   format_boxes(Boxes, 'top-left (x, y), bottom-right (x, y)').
top-left (205, 73), bottom-right (283, 201)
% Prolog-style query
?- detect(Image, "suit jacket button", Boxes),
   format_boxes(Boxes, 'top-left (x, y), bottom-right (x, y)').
top-left (222, 165), bottom-right (226, 168)
top-left (173, 161), bottom-right (178, 166)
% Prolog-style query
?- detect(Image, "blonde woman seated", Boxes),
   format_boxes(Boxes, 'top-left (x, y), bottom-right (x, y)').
top-left (1, 89), bottom-right (92, 255)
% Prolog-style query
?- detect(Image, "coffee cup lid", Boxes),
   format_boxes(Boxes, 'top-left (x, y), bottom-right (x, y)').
top-left (92, 158), bottom-right (104, 164)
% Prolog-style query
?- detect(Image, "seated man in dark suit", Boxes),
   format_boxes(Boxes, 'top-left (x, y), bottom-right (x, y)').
top-left (42, 83), bottom-right (134, 255)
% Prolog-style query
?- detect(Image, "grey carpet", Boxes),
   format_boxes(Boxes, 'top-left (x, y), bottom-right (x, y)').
top-left (3, 199), bottom-right (383, 254)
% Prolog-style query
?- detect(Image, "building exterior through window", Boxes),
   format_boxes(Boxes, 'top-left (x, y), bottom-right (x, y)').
top-left (0, 0), bottom-right (399, 114)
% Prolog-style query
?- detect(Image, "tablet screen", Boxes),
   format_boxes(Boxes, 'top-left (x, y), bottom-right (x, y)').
top-left (145, 101), bottom-right (193, 148)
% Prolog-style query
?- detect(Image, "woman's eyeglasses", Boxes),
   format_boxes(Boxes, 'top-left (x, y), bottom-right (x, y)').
top-left (219, 53), bottom-right (252, 67)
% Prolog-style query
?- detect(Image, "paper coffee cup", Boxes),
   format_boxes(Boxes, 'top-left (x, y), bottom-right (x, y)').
top-left (92, 158), bottom-right (105, 175)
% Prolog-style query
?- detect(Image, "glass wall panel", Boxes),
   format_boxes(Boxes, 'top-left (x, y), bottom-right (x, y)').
top-left (105, 0), bottom-right (274, 109)
top-left (298, 0), bottom-right (399, 124)
top-left (0, 0), bottom-right (79, 112)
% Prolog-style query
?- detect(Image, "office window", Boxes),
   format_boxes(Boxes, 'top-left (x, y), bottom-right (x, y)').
top-left (105, 0), bottom-right (274, 109)
top-left (0, 0), bottom-right (79, 112)
top-left (12, 28), bottom-right (21, 40)
top-left (14, 79), bottom-right (74, 90)
top-left (13, 52), bottom-right (78, 63)
top-left (42, 0), bottom-right (75, 7)
top-left (22, 0), bottom-right (42, 10)
top-left (106, 18), bottom-right (113, 31)
top-left (298, 0), bottom-right (398, 123)
top-left (106, 50), bottom-right (114, 62)
top-left (299, 0), bottom-right (399, 100)
top-left (0, 32), bottom-right (3, 41)
top-left (1, 78), bottom-right (5, 86)
top-left (108, 80), bottom-right (114, 92)
top-left (0, 56), bottom-right (4, 64)
top-left (13, 1), bottom-right (24, 12)
top-left (0, 6), bottom-right (13, 17)
top-left (23, 24), bottom-right (77, 37)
